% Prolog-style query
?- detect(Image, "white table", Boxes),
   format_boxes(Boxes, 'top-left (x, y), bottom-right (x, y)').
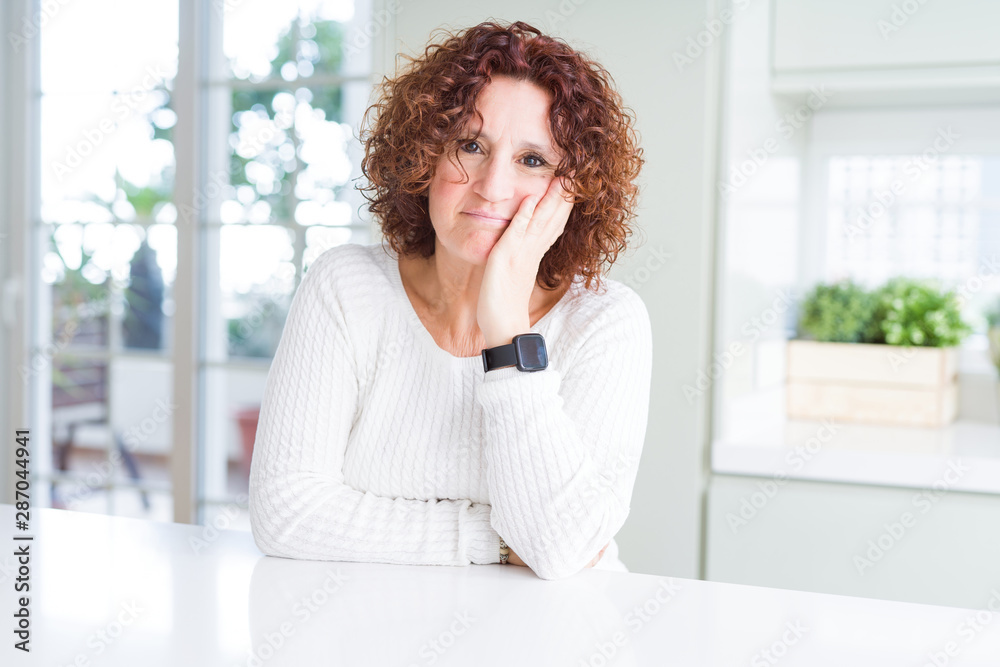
top-left (2, 505), bottom-right (999, 666)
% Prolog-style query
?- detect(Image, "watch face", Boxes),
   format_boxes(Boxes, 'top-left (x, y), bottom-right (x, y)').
top-left (514, 334), bottom-right (548, 371)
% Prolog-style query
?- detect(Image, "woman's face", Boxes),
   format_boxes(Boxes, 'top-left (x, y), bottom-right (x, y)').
top-left (427, 74), bottom-right (563, 264)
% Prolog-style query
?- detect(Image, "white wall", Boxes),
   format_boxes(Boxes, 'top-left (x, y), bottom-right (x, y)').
top-left (386, 1), bottom-right (722, 578)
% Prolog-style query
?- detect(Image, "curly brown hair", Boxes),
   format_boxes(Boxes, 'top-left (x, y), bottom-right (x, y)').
top-left (358, 20), bottom-right (644, 293)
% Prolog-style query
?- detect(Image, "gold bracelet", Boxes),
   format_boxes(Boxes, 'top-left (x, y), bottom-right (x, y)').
top-left (499, 536), bottom-right (510, 564)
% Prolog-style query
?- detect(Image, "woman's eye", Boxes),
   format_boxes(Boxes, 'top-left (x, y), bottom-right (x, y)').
top-left (459, 141), bottom-right (547, 168)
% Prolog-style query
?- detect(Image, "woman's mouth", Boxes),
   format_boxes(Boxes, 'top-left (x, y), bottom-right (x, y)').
top-left (463, 212), bottom-right (510, 226)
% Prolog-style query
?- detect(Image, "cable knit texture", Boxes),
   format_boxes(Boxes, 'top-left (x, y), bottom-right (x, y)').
top-left (248, 241), bottom-right (653, 580)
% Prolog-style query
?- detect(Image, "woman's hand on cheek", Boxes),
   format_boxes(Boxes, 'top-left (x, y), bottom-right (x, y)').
top-left (477, 177), bottom-right (575, 346)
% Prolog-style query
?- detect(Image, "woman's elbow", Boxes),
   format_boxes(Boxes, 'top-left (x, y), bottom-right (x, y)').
top-left (248, 489), bottom-right (292, 558)
top-left (249, 507), bottom-right (285, 557)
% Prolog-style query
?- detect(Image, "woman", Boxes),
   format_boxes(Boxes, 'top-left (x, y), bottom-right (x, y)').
top-left (249, 20), bottom-right (651, 580)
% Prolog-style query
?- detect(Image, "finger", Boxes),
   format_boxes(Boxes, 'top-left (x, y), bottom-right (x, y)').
top-left (524, 180), bottom-right (573, 239)
top-left (508, 194), bottom-right (540, 237)
top-left (533, 177), bottom-right (570, 224)
top-left (552, 177), bottom-right (576, 219)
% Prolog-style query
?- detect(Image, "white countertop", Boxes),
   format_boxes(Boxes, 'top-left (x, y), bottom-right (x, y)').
top-left (714, 385), bottom-right (1000, 493)
top-left (713, 418), bottom-right (1000, 494)
top-left (3, 504), bottom-right (1000, 665)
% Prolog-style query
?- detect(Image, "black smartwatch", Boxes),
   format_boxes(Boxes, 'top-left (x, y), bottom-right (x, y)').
top-left (481, 333), bottom-right (548, 373)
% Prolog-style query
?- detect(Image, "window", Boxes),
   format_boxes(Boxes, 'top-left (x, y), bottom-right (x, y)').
top-left (17, 0), bottom-right (381, 525)
top-left (807, 107), bottom-right (1000, 330)
top-left (827, 156), bottom-right (988, 286)
top-left (201, 0), bottom-right (376, 529)
top-left (38, 0), bottom-right (181, 520)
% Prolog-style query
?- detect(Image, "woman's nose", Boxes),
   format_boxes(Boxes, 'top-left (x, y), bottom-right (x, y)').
top-left (472, 154), bottom-right (517, 202)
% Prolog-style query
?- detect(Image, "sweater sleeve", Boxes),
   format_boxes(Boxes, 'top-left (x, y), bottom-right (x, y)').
top-left (248, 248), bottom-right (500, 566)
top-left (475, 285), bottom-right (653, 580)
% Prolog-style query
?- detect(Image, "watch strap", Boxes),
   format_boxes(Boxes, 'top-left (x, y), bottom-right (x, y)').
top-left (481, 342), bottom-right (517, 372)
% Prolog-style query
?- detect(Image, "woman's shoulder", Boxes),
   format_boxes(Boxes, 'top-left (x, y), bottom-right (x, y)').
top-left (307, 242), bottom-right (382, 278)
top-left (300, 243), bottom-right (391, 297)
top-left (289, 244), bottom-right (393, 329)
top-left (546, 276), bottom-right (651, 367)
top-left (562, 275), bottom-right (650, 331)
top-left (540, 276), bottom-right (651, 362)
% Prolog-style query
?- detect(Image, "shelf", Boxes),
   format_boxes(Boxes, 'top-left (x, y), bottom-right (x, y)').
top-left (770, 64), bottom-right (1000, 107)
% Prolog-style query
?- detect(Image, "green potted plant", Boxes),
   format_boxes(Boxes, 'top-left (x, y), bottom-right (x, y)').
top-left (797, 280), bottom-right (881, 343)
top-left (871, 277), bottom-right (972, 347)
top-left (787, 277), bottom-right (972, 427)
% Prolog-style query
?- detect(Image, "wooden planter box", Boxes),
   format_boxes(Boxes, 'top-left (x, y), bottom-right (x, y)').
top-left (786, 340), bottom-right (958, 427)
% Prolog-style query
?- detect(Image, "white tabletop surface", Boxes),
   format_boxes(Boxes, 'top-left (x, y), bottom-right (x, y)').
top-left (3, 504), bottom-right (1000, 666)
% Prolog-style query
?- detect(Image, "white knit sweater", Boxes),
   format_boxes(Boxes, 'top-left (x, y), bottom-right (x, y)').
top-left (248, 241), bottom-right (653, 580)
